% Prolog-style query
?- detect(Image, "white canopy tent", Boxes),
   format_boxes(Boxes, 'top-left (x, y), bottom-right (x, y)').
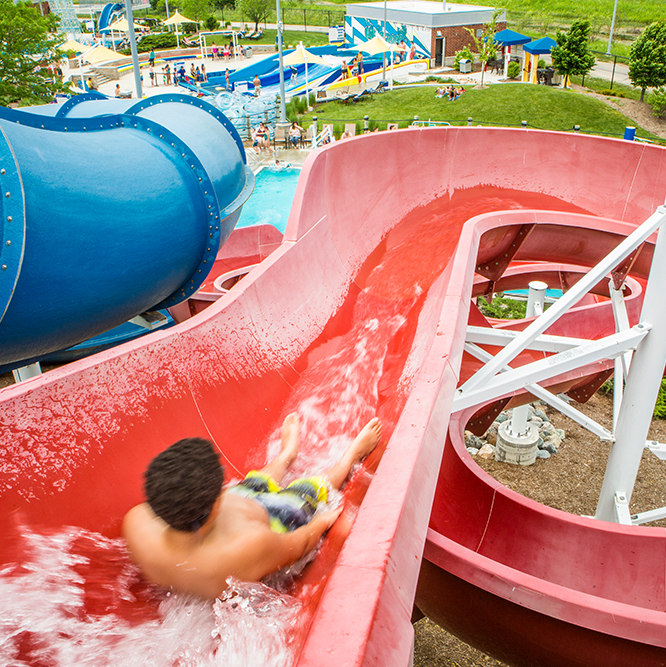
top-left (163, 11), bottom-right (197, 49)
top-left (357, 34), bottom-right (406, 89)
top-left (281, 43), bottom-right (327, 110)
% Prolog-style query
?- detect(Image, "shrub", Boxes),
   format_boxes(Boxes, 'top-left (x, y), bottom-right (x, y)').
top-left (648, 87), bottom-right (666, 117)
top-left (507, 61), bottom-right (520, 79)
top-left (119, 32), bottom-right (178, 54)
top-left (204, 15), bottom-right (218, 31)
top-left (538, 58), bottom-right (546, 68)
top-left (599, 88), bottom-right (627, 97)
top-left (454, 45), bottom-right (474, 71)
top-left (477, 295), bottom-right (527, 319)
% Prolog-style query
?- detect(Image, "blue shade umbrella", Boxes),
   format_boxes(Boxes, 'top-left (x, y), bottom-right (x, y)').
top-left (494, 29), bottom-right (531, 46)
top-left (524, 36), bottom-right (557, 54)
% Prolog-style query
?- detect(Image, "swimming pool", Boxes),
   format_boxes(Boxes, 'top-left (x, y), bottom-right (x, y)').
top-left (236, 167), bottom-right (300, 233)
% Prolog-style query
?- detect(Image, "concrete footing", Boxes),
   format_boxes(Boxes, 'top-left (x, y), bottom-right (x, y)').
top-left (495, 421), bottom-right (539, 466)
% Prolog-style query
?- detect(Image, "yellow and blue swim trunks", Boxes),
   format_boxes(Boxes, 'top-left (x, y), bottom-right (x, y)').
top-left (229, 471), bottom-right (328, 533)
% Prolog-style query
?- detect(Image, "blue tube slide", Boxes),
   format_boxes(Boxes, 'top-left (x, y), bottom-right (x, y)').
top-left (99, 2), bottom-right (123, 33)
top-left (0, 94), bottom-right (253, 370)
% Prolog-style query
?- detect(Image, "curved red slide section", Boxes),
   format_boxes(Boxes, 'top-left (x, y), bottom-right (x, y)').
top-left (0, 128), bottom-right (665, 666)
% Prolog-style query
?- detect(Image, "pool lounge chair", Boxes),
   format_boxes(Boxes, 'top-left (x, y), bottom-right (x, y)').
top-left (273, 124), bottom-right (288, 150)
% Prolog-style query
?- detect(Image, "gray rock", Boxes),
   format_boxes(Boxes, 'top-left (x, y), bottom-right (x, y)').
top-left (555, 428), bottom-right (565, 440)
top-left (543, 442), bottom-right (558, 455)
top-left (535, 409), bottom-right (548, 421)
top-left (540, 422), bottom-right (554, 436)
top-left (529, 416), bottom-right (543, 426)
top-left (467, 447), bottom-right (480, 456)
top-left (466, 434), bottom-right (485, 449)
top-left (496, 413), bottom-right (508, 423)
top-left (544, 434), bottom-right (562, 449)
top-left (536, 449), bottom-right (551, 459)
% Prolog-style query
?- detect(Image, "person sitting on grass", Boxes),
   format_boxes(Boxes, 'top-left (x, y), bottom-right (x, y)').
top-left (452, 86), bottom-right (465, 101)
top-left (123, 415), bottom-right (382, 599)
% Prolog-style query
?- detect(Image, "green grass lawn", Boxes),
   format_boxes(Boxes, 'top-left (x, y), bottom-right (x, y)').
top-left (297, 84), bottom-right (661, 142)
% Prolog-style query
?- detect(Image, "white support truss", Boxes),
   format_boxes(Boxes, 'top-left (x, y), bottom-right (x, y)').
top-left (457, 201), bottom-right (666, 525)
top-left (463, 342), bottom-right (613, 441)
top-left (459, 205), bottom-right (666, 395)
top-left (455, 325), bottom-right (648, 413)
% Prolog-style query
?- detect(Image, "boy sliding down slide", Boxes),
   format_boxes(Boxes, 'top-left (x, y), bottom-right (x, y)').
top-left (123, 415), bottom-right (382, 599)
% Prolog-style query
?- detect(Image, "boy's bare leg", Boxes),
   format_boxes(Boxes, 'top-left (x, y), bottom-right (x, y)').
top-left (256, 413), bottom-right (300, 484)
top-left (324, 418), bottom-right (382, 490)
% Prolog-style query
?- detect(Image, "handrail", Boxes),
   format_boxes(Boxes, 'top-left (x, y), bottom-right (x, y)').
top-left (411, 120), bottom-right (451, 128)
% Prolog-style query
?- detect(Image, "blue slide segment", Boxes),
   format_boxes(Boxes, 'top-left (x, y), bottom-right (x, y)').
top-left (99, 2), bottom-right (123, 33)
top-left (0, 94), bottom-right (254, 370)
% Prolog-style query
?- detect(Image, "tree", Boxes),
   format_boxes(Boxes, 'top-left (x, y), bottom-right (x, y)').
top-left (239, 0), bottom-right (272, 32)
top-left (648, 87), bottom-right (666, 117)
top-left (211, 0), bottom-right (236, 12)
top-left (183, 0), bottom-right (211, 24)
top-left (629, 21), bottom-right (666, 102)
top-left (551, 19), bottom-right (596, 89)
top-left (204, 15), bottom-right (218, 32)
top-left (465, 8), bottom-right (502, 87)
top-left (0, 0), bottom-right (71, 106)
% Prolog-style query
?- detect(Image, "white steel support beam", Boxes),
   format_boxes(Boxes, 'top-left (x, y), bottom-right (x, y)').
top-left (631, 506), bottom-right (666, 526)
top-left (609, 279), bottom-right (632, 430)
top-left (463, 342), bottom-right (613, 441)
top-left (596, 220), bottom-right (666, 522)
top-left (466, 326), bottom-right (590, 354)
top-left (460, 205), bottom-right (666, 394)
top-left (510, 281), bottom-right (545, 437)
top-left (614, 492), bottom-right (632, 525)
top-left (456, 325), bottom-right (649, 413)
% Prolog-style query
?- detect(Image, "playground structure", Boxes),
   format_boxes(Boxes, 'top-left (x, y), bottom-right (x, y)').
top-left (1, 125), bottom-right (666, 666)
top-left (0, 93), bottom-right (253, 372)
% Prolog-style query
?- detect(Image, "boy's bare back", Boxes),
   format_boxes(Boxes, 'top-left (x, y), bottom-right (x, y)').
top-left (123, 416), bottom-right (381, 599)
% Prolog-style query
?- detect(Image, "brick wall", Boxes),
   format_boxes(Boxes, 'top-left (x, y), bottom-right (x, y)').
top-left (431, 21), bottom-right (507, 59)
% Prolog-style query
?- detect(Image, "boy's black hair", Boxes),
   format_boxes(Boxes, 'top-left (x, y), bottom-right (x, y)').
top-left (144, 438), bottom-right (224, 532)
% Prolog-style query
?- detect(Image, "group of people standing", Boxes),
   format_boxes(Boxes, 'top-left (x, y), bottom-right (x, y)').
top-left (211, 41), bottom-right (235, 61)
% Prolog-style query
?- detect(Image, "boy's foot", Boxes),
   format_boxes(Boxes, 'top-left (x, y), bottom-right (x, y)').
top-left (349, 417), bottom-right (382, 464)
top-left (281, 413), bottom-right (300, 467)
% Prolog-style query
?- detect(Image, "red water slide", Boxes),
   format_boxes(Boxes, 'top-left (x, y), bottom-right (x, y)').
top-left (1, 127), bottom-right (665, 666)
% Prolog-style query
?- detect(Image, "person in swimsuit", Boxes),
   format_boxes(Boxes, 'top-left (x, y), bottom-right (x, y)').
top-left (123, 414), bottom-right (382, 599)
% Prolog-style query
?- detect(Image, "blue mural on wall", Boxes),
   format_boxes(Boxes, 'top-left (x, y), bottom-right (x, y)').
top-left (346, 16), bottom-right (430, 57)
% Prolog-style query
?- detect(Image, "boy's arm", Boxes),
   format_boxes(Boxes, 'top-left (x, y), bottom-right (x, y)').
top-left (237, 508), bottom-right (342, 583)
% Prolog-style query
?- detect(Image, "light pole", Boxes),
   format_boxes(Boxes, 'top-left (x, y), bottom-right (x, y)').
top-left (382, 0), bottom-right (387, 82)
top-left (606, 0), bottom-right (618, 55)
top-left (125, 0), bottom-right (143, 98)
top-left (276, 0), bottom-right (287, 122)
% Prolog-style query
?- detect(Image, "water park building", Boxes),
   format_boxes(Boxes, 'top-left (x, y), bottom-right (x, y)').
top-left (345, 1), bottom-right (506, 66)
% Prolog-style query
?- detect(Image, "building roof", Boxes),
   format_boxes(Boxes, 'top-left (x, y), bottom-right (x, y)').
top-left (346, 1), bottom-right (504, 28)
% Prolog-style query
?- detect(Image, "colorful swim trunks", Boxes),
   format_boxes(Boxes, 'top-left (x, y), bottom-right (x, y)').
top-left (228, 471), bottom-right (328, 533)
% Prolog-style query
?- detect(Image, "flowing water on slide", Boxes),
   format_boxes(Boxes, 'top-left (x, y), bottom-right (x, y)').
top-left (0, 188), bottom-right (584, 665)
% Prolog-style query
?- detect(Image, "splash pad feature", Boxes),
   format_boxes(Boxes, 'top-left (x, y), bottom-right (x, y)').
top-left (1, 126), bottom-right (666, 665)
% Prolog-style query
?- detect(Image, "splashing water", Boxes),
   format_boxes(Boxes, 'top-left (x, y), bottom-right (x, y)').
top-left (0, 527), bottom-right (302, 667)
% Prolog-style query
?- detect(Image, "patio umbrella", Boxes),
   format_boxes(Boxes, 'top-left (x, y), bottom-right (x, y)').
top-left (108, 17), bottom-right (143, 32)
top-left (357, 34), bottom-right (405, 88)
top-left (163, 11), bottom-right (197, 48)
top-left (282, 43), bottom-right (327, 110)
top-left (58, 39), bottom-right (89, 54)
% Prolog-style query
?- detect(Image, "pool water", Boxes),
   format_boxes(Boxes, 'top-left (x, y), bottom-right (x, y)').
top-left (237, 167), bottom-right (300, 233)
